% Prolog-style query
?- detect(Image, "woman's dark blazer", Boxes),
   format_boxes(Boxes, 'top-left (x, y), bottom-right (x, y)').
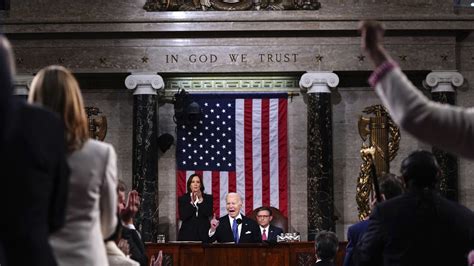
top-left (178, 193), bottom-right (213, 241)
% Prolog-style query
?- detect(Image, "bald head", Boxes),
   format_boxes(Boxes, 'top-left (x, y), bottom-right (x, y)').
top-left (226, 192), bottom-right (242, 218)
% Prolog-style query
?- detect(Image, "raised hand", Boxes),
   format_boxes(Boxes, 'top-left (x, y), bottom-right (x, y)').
top-left (359, 20), bottom-right (390, 67)
top-left (117, 238), bottom-right (130, 256)
top-left (150, 250), bottom-right (163, 266)
top-left (210, 213), bottom-right (219, 232)
top-left (120, 190), bottom-right (140, 225)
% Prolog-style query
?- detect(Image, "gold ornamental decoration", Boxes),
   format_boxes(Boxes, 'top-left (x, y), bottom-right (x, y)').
top-left (356, 105), bottom-right (400, 220)
top-left (86, 107), bottom-right (107, 141)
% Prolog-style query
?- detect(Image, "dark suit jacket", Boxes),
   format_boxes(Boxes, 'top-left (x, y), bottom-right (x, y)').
top-left (354, 190), bottom-right (474, 266)
top-left (122, 226), bottom-right (147, 266)
top-left (0, 100), bottom-right (70, 266)
top-left (316, 260), bottom-right (335, 266)
top-left (343, 220), bottom-right (369, 266)
top-left (178, 193), bottom-right (213, 241)
top-left (263, 224), bottom-right (284, 242)
top-left (210, 214), bottom-right (262, 243)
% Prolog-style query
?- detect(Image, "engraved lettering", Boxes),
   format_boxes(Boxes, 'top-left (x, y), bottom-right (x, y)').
top-left (189, 54), bottom-right (217, 63)
top-left (166, 54), bottom-right (179, 63)
top-left (229, 54), bottom-right (248, 63)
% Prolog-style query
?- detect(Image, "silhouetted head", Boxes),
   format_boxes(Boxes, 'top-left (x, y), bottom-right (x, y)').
top-left (400, 150), bottom-right (440, 189)
top-left (379, 173), bottom-right (405, 200)
top-left (315, 230), bottom-right (338, 261)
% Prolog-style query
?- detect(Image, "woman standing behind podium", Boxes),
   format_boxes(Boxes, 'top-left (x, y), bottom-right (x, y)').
top-left (29, 66), bottom-right (118, 266)
top-left (178, 174), bottom-right (213, 241)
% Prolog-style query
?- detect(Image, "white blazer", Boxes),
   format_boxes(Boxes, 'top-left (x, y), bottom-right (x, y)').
top-left (50, 139), bottom-right (118, 266)
top-left (376, 67), bottom-right (474, 159)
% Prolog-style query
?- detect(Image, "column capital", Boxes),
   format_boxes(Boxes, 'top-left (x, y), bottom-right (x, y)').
top-left (299, 71), bottom-right (339, 94)
top-left (424, 71), bottom-right (464, 93)
top-left (14, 74), bottom-right (34, 96)
top-left (125, 73), bottom-right (164, 95)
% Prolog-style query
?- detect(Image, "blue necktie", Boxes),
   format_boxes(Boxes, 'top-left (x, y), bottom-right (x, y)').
top-left (232, 218), bottom-right (239, 243)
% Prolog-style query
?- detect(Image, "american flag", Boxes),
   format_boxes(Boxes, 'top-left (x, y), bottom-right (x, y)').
top-left (176, 93), bottom-right (288, 218)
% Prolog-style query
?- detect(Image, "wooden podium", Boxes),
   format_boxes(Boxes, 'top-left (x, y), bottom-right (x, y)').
top-left (146, 242), bottom-right (346, 266)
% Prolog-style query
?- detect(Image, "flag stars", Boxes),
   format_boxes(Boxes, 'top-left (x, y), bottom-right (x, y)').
top-left (188, 155), bottom-right (192, 159)
top-left (187, 144), bottom-right (192, 147)
top-left (216, 115), bottom-right (220, 119)
top-left (205, 150), bottom-right (209, 154)
top-left (188, 132), bottom-right (192, 135)
top-left (182, 137), bottom-right (186, 141)
top-left (223, 157), bottom-right (226, 161)
top-left (205, 115), bottom-right (209, 118)
top-left (210, 121), bottom-right (214, 125)
top-left (210, 109), bottom-right (214, 113)
top-left (227, 103), bottom-right (232, 107)
top-left (204, 103), bottom-right (208, 106)
top-left (211, 145), bottom-right (215, 148)
top-left (222, 133), bottom-right (226, 137)
top-left (228, 163), bottom-right (232, 167)
top-left (199, 132), bottom-right (203, 136)
top-left (216, 139), bottom-right (220, 143)
top-left (199, 144), bottom-right (203, 148)
top-left (193, 150), bottom-right (197, 153)
top-left (228, 115), bottom-right (231, 119)
top-left (199, 156), bottom-right (203, 160)
top-left (205, 138), bottom-right (209, 142)
top-left (216, 103), bottom-right (220, 107)
top-left (205, 162), bottom-right (209, 166)
top-left (182, 125), bottom-right (186, 129)
top-left (211, 157), bottom-right (215, 160)
top-left (216, 151), bottom-right (220, 155)
top-left (194, 162), bottom-right (197, 166)
top-left (222, 109), bottom-right (226, 113)
top-left (228, 139), bottom-right (232, 143)
top-left (182, 161), bottom-right (186, 165)
top-left (217, 163), bottom-right (221, 167)
top-left (216, 127), bottom-right (220, 131)
top-left (222, 145), bottom-right (226, 149)
top-left (182, 149), bottom-right (186, 153)
top-left (193, 126), bottom-right (197, 130)
top-left (228, 127), bottom-right (232, 131)
top-left (211, 133), bottom-right (215, 137)
top-left (193, 138), bottom-right (197, 142)
top-left (222, 121), bottom-right (226, 125)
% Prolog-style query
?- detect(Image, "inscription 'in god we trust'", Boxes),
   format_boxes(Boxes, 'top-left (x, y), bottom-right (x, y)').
top-left (165, 53), bottom-right (299, 64)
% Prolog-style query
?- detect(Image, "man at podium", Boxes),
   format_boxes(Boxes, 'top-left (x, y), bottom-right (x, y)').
top-left (208, 192), bottom-right (261, 243)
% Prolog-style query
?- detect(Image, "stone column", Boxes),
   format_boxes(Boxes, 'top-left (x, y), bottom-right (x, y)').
top-left (425, 71), bottom-right (464, 202)
top-left (125, 73), bottom-right (164, 242)
top-left (299, 72), bottom-right (339, 240)
top-left (13, 75), bottom-right (33, 100)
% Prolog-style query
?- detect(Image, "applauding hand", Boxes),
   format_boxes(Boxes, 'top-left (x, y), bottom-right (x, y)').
top-left (120, 190), bottom-right (140, 225)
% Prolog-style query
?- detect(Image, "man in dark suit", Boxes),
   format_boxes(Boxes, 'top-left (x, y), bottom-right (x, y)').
top-left (0, 36), bottom-right (70, 266)
top-left (355, 150), bottom-right (474, 266)
top-left (315, 230), bottom-right (339, 266)
top-left (118, 181), bottom-right (147, 266)
top-left (209, 192), bottom-right (261, 243)
top-left (344, 173), bottom-right (404, 266)
top-left (255, 206), bottom-right (284, 243)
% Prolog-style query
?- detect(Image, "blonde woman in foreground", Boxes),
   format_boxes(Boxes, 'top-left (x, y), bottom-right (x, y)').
top-left (29, 65), bottom-right (118, 266)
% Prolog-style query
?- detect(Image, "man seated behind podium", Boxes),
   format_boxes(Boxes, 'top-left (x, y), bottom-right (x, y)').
top-left (255, 206), bottom-right (284, 242)
top-left (208, 192), bottom-right (261, 243)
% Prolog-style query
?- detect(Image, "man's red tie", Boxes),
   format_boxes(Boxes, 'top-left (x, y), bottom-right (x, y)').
top-left (262, 229), bottom-right (267, 241)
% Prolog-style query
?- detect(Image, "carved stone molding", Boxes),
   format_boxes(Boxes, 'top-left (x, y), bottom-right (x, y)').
top-left (299, 71), bottom-right (339, 94)
top-left (144, 0), bottom-right (320, 11)
top-left (13, 74), bottom-right (33, 96)
top-left (125, 73), bottom-right (164, 95)
top-left (424, 71), bottom-right (464, 93)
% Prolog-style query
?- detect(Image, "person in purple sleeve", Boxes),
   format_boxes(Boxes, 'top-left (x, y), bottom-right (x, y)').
top-left (360, 20), bottom-right (474, 159)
